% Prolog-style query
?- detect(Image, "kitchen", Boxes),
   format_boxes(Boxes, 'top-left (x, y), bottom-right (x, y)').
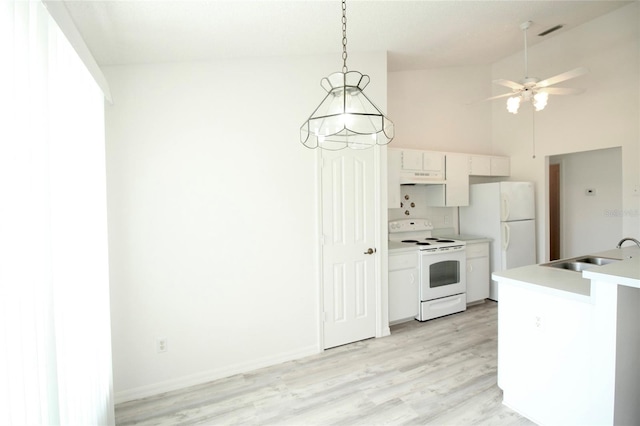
top-left (3, 1), bottom-right (639, 424)
top-left (102, 6), bottom-right (638, 405)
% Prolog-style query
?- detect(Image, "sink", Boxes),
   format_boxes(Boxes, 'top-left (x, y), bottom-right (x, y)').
top-left (549, 261), bottom-right (592, 272)
top-left (542, 256), bottom-right (619, 272)
top-left (573, 256), bottom-right (618, 266)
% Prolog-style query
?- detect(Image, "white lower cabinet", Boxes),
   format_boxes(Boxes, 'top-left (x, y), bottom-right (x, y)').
top-left (466, 241), bottom-right (490, 303)
top-left (388, 252), bottom-right (419, 323)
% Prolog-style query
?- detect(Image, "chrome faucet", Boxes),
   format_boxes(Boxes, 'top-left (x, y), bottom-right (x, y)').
top-left (616, 237), bottom-right (640, 249)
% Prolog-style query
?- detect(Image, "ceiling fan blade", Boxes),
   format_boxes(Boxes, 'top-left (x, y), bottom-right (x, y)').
top-left (537, 67), bottom-right (589, 88)
top-left (541, 87), bottom-right (586, 95)
top-left (466, 92), bottom-right (515, 105)
top-left (493, 79), bottom-right (524, 90)
top-left (484, 92), bottom-right (517, 101)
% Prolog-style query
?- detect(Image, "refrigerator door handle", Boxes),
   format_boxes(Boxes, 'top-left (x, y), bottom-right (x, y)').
top-left (502, 223), bottom-right (510, 251)
top-left (501, 195), bottom-right (510, 222)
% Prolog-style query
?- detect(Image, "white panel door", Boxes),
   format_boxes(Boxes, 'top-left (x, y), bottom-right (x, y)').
top-left (321, 148), bottom-right (376, 349)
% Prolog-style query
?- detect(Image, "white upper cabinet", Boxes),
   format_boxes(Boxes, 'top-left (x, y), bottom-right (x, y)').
top-left (387, 148), bottom-right (510, 208)
top-left (445, 154), bottom-right (470, 206)
top-left (490, 156), bottom-right (510, 176)
top-left (401, 149), bottom-right (423, 170)
top-left (469, 155), bottom-right (491, 176)
top-left (424, 153), bottom-right (469, 207)
top-left (422, 151), bottom-right (445, 174)
top-left (469, 155), bottom-right (510, 177)
top-left (400, 149), bottom-right (445, 181)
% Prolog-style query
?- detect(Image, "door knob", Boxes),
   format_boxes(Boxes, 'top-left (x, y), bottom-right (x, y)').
top-left (364, 248), bottom-right (377, 255)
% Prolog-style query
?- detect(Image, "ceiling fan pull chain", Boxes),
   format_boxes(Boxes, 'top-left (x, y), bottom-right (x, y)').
top-left (532, 108), bottom-right (536, 159)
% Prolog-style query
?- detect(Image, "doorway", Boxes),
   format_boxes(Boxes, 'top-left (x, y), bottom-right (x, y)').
top-left (549, 163), bottom-right (561, 260)
top-left (548, 147), bottom-right (622, 259)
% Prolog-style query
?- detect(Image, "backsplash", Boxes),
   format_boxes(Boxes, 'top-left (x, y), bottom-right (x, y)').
top-left (388, 185), bottom-right (458, 231)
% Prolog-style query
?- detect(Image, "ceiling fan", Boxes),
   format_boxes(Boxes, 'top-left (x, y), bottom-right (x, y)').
top-left (488, 21), bottom-right (588, 114)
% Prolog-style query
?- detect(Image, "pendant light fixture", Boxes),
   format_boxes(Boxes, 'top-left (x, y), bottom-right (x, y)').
top-left (300, 0), bottom-right (394, 150)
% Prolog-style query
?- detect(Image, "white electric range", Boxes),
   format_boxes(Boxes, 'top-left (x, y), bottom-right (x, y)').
top-left (389, 219), bottom-right (467, 321)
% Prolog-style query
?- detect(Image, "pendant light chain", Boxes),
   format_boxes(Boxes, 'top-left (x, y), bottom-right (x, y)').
top-left (341, 0), bottom-right (348, 73)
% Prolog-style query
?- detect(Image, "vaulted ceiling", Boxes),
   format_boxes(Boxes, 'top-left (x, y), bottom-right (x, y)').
top-left (60, 1), bottom-right (632, 71)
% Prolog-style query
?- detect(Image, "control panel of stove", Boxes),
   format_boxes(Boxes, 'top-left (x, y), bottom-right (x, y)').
top-left (388, 219), bottom-right (434, 233)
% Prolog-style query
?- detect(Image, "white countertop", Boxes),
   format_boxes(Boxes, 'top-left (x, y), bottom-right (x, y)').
top-left (583, 247), bottom-right (640, 288)
top-left (492, 246), bottom-right (640, 300)
top-left (493, 263), bottom-right (591, 301)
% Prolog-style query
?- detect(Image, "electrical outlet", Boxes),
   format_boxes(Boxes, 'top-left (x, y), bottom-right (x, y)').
top-left (534, 315), bottom-right (544, 333)
top-left (444, 215), bottom-right (450, 225)
top-left (156, 337), bottom-right (168, 353)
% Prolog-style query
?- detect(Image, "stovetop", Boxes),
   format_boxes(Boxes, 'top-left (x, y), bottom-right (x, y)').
top-left (388, 219), bottom-right (465, 251)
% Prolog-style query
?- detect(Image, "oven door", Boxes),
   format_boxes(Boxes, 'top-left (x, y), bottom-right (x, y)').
top-left (419, 246), bottom-right (466, 301)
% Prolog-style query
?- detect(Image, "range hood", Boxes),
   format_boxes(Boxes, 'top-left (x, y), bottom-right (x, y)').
top-left (399, 170), bottom-right (445, 185)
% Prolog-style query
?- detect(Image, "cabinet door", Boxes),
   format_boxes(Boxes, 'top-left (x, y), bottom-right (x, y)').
top-left (423, 151), bottom-right (445, 172)
top-left (467, 256), bottom-right (490, 303)
top-left (469, 155), bottom-right (491, 176)
top-left (466, 242), bottom-right (490, 303)
top-left (401, 150), bottom-right (423, 171)
top-left (444, 154), bottom-right (469, 206)
top-left (491, 156), bottom-right (510, 176)
top-left (424, 154), bottom-right (469, 207)
top-left (389, 268), bottom-right (419, 322)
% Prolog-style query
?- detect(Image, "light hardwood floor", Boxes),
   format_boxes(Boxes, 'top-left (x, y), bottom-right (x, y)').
top-left (115, 301), bottom-right (535, 425)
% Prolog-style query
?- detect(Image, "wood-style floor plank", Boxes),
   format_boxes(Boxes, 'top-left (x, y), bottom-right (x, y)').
top-left (115, 301), bottom-right (535, 425)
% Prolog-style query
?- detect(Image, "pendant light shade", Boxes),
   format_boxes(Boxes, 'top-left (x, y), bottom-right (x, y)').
top-left (300, 71), bottom-right (394, 150)
top-left (300, 0), bottom-right (394, 150)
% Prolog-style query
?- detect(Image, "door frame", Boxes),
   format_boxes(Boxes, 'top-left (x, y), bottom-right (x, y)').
top-left (548, 162), bottom-right (561, 260)
top-left (315, 146), bottom-right (390, 351)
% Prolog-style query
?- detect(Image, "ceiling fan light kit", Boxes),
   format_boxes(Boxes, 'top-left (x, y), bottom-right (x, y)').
top-left (492, 20), bottom-right (588, 114)
top-left (300, 0), bottom-right (394, 150)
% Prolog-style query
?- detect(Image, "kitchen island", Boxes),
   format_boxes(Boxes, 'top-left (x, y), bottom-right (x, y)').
top-left (493, 246), bottom-right (639, 426)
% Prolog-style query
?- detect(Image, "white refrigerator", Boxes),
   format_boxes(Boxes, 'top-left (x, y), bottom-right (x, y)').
top-left (459, 182), bottom-right (536, 301)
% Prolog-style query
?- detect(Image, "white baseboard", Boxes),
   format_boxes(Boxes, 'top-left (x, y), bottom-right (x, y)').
top-left (114, 344), bottom-right (319, 405)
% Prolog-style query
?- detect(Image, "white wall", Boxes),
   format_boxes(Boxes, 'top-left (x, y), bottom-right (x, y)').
top-left (104, 52), bottom-right (388, 401)
top-left (388, 65), bottom-right (493, 153)
top-left (551, 148), bottom-right (623, 258)
top-left (492, 3), bottom-right (640, 261)
top-left (386, 65), bottom-right (493, 232)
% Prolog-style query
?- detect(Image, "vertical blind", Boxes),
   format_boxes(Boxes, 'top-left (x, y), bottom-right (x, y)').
top-left (0, 1), bottom-right (115, 424)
